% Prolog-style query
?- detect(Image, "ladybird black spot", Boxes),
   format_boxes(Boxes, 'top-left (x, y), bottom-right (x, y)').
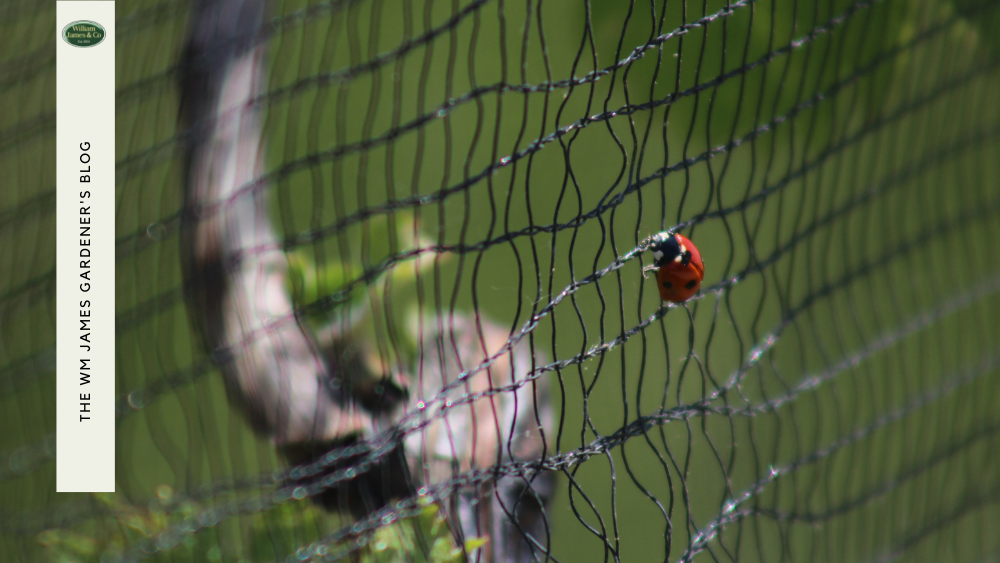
top-left (685, 280), bottom-right (697, 290)
top-left (680, 251), bottom-right (691, 266)
top-left (663, 281), bottom-right (673, 289)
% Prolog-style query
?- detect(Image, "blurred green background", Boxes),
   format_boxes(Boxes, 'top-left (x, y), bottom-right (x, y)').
top-left (2, 0), bottom-right (999, 560)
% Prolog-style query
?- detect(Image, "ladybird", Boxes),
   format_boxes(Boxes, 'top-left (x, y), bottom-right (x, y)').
top-left (646, 231), bottom-right (705, 303)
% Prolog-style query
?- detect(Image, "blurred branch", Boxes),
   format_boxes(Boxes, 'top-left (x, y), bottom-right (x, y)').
top-left (178, 0), bottom-right (410, 518)
top-left (177, 1), bottom-right (553, 560)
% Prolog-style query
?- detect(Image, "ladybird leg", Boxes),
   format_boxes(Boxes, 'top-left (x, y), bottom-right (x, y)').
top-left (642, 264), bottom-right (659, 278)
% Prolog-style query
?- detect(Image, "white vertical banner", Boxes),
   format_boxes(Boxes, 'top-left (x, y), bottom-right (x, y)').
top-left (57, 1), bottom-right (115, 493)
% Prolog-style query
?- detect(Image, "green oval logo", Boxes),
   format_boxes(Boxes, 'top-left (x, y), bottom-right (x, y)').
top-left (62, 20), bottom-right (106, 48)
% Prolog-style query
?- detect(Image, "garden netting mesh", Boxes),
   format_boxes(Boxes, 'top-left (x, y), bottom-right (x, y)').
top-left (2, 0), bottom-right (1000, 561)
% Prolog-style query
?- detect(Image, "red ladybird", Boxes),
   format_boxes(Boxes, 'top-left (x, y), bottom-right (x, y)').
top-left (647, 232), bottom-right (705, 303)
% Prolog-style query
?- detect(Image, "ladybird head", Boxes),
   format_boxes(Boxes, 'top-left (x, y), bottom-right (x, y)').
top-left (649, 231), bottom-right (690, 268)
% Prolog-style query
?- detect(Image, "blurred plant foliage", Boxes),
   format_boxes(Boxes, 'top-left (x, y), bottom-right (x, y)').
top-left (286, 212), bottom-right (438, 318)
top-left (285, 210), bottom-right (443, 369)
top-left (354, 503), bottom-right (488, 563)
top-left (36, 487), bottom-right (221, 563)
top-left (36, 488), bottom-right (483, 562)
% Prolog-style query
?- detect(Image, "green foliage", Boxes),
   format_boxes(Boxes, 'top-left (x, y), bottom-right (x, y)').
top-left (245, 499), bottom-right (486, 562)
top-left (286, 211), bottom-right (439, 319)
top-left (245, 499), bottom-right (326, 561)
top-left (36, 489), bottom-right (483, 563)
top-left (286, 250), bottom-right (365, 314)
top-left (353, 504), bottom-right (488, 563)
top-left (285, 210), bottom-right (443, 374)
top-left (36, 487), bottom-right (219, 563)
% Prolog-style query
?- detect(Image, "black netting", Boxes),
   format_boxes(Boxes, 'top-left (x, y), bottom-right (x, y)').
top-left (2, 0), bottom-right (1000, 561)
